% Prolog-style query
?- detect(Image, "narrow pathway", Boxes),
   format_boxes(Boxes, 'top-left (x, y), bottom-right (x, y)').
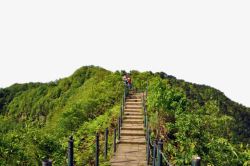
top-left (110, 92), bottom-right (146, 166)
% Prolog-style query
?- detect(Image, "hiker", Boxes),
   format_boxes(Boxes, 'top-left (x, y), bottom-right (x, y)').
top-left (127, 75), bottom-right (132, 89)
top-left (122, 74), bottom-right (128, 85)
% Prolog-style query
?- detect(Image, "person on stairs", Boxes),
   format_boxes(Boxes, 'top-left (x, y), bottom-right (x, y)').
top-left (122, 74), bottom-right (128, 85)
top-left (127, 75), bottom-right (132, 90)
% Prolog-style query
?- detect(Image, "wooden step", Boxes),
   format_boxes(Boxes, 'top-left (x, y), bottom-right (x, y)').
top-left (122, 123), bottom-right (144, 129)
top-left (123, 119), bottom-right (143, 124)
top-left (126, 102), bottom-right (142, 105)
top-left (121, 130), bottom-right (145, 136)
top-left (129, 96), bottom-right (141, 99)
top-left (128, 94), bottom-right (141, 96)
top-left (124, 109), bottom-right (143, 112)
top-left (126, 96), bottom-right (141, 99)
top-left (126, 104), bottom-right (142, 106)
top-left (110, 144), bottom-right (147, 165)
top-left (121, 126), bottom-right (144, 130)
top-left (119, 136), bottom-right (146, 145)
top-left (126, 99), bottom-right (142, 102)
top-left (124, 115), bottom-right (143, 120)
top-left (125, 103), bottom-right (143, 108)
top-left (125, 106), bottom-right (142, 109)
top-left (124, 108), bottom-right (142, 112)
top-left (124, 112), bottom-right (143, 116)
top-left (127, 95), bottom-right (141, 97)
top-left (124, 113), bottom-right (142, 116)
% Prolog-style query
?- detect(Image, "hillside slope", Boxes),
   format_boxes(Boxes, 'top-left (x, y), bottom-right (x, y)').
top-left (0, 66), bottom-right (249, 165)
top-left (0, 66), bottom-right (123, 165)
top-left (131, 70), bottom-right (250, 165)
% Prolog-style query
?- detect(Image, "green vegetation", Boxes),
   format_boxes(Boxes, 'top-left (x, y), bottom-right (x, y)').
top-left (0, 66), bottom-right (123, 165)
top-left (131, 71), bottom-right (250, 165)
top-left (0, 66), bottom-right (249, 165)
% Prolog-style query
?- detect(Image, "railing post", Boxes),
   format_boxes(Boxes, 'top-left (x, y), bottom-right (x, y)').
top-left (124, 90), bottom-right (126, 104)
top-left (68, 136), bottom-right (74, 166)
top-left (152, 140), bottom-right (157, 166)
top-left (146, 129), bottom-right (151, 165)
top-left (104, 128), bottom-right (108, 160)
top-left (142, 92), bottom-right (145, 108)
top-left (157, 140), bottom-right (163, 166)
top-left (42, 159), bottom-right (52, 166)
top-left (122, 99), bottom-right (124, 113)
top-left (191, 156), bottom-right (201, 166)
top-left (118, 117), bottom-right (121, 140)
top-left (120, 107), bottom-right (123, 127)
top-left (122, 100), bottom-right (124, 113)
top-left (114, 128), bottom-right (117, 153)
top-left (144, 91), bottom-right (146, 108)
top-left (124, 85), bottom-right (127, 98)
top-left (95, 133), bottom-right (99, 166)
top-left (144, 105), bottom-right (148, 130)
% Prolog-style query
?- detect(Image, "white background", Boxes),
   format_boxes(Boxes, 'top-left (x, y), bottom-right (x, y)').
top-left (0, 1), bottom-right (250, 107)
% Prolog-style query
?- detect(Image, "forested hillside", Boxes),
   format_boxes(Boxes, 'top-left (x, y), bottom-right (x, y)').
top-left (0, 66), bottom-right (249, 165)
top-left (131, 71), bottom-right (250, 165)
top-left (0, 66), bottom-right (123, 165)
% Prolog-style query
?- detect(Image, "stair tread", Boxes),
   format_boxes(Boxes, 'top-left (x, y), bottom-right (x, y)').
top-left (123, 119), bottom-right (143, 121)
top-left (121, 130), bottom-right (145, 134)
top-left (121, 127), bottom-right (144, 131)
top-left (126, 99), bottom-right (141, 100)
top-left (126, 98), bottom-right (141, 100)
top-left (124, 116), bottom-right (143, 118)
top-left (120, 136), bottom-right (146, 144)
top-left (124, 108), bottom-right (142, 111)
top-left (122, 123), bottom-right (144, 127)
top-left (124, 111), bottom-right (142, 113)
top-left (124, 113), bottom-right (143, 116)
top-left (124, 112), bottom-right (143, 115)
top-left (125, 105), bottom-right (142, 107)
top-left (126, 102), bottom-right (142, 104)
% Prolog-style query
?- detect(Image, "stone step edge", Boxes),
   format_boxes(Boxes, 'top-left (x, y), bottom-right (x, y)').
top-left (120, 133), bottom-right (145, 136)
top-left (118, 141), bottom-right (146, 145)
top-left (123, 122), bottom-right (143, 124)
top-left (124, 116), bottom-right (143, 118)
top-left (121, 127), bottom-right (144, 130)
top-left (124, 109), bottom-right (143, 111)
top-left (124, 111), bottom-right (143, 113)
top-left (124, 113), bottom-right (143, 115)
top-left (123, 119), bottom-right (143, 122)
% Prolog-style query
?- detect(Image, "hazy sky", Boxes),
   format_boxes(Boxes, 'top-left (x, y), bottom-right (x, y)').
top-left (0, 1), bottom-right (250, 107)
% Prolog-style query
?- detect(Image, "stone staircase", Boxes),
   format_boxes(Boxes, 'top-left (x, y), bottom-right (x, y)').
top-left (110, 92), bottom-right (146, 166)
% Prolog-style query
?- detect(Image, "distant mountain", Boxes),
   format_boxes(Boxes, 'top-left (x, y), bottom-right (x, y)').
top-left (0, 66), bottom-right (249, 165)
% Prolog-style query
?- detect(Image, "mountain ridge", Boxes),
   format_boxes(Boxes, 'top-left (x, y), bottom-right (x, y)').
top-left (0, 65), bottom-right (249, 165)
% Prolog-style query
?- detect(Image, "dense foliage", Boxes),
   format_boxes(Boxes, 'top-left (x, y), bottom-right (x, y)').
top-left (131, 71), bottom-right (250, 165)
top-left (0, 66), bottom-right (249, 165)
top-left (0, 66), bottom-right (123, 165)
